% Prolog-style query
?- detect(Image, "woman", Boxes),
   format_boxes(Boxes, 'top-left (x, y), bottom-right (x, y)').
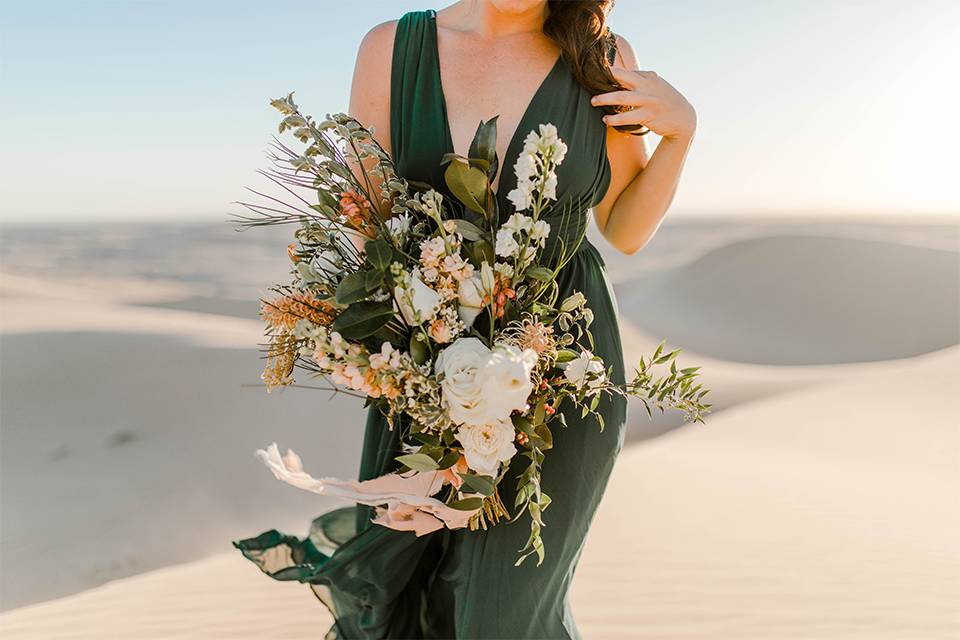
top-left (237, 1), bottom-right (695, 637)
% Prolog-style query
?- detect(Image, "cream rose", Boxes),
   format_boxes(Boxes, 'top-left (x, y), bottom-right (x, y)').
top-left (456, 275), bottom-right (485, 329)
top-left (434, 337), bottom-right (492, 426)
top-left (475, 344), bottom-right (538, 423)
top-left (564, 350), bottom-right (605, 394)
top-left (457, 419), bottom-right (517, 477)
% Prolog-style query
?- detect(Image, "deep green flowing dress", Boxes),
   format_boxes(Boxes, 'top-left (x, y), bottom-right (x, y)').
top-left (235, 10), bottom-right (628, 639)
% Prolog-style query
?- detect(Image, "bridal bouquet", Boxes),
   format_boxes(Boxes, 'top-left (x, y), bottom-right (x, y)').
top-left (236, 93), bottom-right (710, 565)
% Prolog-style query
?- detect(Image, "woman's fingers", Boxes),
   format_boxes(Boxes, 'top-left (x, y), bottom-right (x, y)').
top-left (592, 66), bottom-right (696, 140)
top-left (609, 66), bottom-right (659, 85)
top-left (591, 90), bottom-right (638, 107)
top-left (602, 107), bottom-right (649, 128)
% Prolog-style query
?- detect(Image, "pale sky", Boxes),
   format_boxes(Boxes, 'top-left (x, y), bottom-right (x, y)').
top-left (1, 0), bottom-right (958, 223)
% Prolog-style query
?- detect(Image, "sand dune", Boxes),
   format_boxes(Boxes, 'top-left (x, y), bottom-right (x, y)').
top-left (2, 220), bottom-right (958, 637)
top-left (616, 234), bottom-right (960, 365)
top-left (2, 347), bottom-right (956, 639)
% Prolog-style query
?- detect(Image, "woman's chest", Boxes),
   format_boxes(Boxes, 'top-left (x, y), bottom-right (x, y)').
top-left (436, 30), bottom-right (560, 190)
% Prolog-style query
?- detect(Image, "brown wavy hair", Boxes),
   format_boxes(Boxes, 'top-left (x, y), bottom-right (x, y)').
top-left (543, 0), bottom-right (647, 135)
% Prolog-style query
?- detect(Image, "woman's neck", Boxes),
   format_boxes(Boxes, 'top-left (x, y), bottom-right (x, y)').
top-left (446, 0), bottom-right (549, 40)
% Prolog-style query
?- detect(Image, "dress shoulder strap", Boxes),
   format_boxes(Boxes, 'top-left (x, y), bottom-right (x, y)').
top-left (390, 10), bottom-right (446, 169)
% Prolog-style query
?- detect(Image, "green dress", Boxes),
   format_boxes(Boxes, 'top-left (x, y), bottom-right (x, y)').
top-left (235, 10), bottom-right (628, 639)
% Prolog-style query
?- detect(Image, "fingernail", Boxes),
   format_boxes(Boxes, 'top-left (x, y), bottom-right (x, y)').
top-left (591, 97), bottom-right (597, 105)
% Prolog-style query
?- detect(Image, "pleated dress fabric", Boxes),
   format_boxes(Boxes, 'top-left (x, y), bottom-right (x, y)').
top-left (235, 10), bottom-right (628, 639)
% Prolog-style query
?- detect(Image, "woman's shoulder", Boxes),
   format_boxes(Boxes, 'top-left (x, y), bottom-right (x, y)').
top-left (356, 19), bottom-right (399, 63)
top-left (609, 32), bottom-right (641, 70)
top-left (350, 19), bottom-right (400, 151)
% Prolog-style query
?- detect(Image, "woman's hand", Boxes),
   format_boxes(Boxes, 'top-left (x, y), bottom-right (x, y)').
top-left (591, 67), bottom-right (697, 142)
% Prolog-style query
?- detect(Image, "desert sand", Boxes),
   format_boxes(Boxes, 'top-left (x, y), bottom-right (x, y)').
top-left (1, 218), bottom-right (958, 638)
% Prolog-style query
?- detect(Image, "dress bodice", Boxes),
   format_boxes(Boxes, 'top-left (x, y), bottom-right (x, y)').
top-left (390, 9), bottom-right (612, 254)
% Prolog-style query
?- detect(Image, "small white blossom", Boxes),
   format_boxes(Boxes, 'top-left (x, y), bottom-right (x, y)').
top-left (385, 214), bottom-right (411, 238)
top-left (503, 213), bottom-right (533, 235)
top-left (513, 153), bottom-right (538, 183)
top-left (542, 172), bottom-right (558, 201)
top-left (530, 220), bottom-right (550, 244)
top-left (507, 179), bottom-right (535, 211)
top-left (495, 228), bottom-right (520, 257)
top-left (494, 262), bottom-right (514, 280)
top-left (564, 350), bottom-right (606, 394)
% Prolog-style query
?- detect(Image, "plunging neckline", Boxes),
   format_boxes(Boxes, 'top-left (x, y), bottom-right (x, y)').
top-left (428, 10), bottom-right (563, 197)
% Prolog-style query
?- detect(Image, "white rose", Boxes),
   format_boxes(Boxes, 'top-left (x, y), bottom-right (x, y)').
top-left (435, 337), bottom-right (492, 426)
top-left (564, 350), bottom-right (606, 394)
top-left (457, 419), bottom-right (517, 477)
top-left (457, 275), bottom-right (485, 329)
top-left (394, 269), bottom-right (441, 326)
top-left (475, 344), bottom-right (538, 423)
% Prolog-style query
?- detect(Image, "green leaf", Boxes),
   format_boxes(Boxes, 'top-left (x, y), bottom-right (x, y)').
top-left (468, 117), bottom-right (500, 181)
top-left (534, 424), bottom-right (553, 450)
top-left (458, 473), bottom-right (496, 497)
top-left (444, 159), bottom-right (488, 214)
top-left (409, 333), bottom-right (429, 365)
top-left (449, 219), bottom-right (487, 242)
top-left (364, 269), bottom-right (384, 291)
top-left (364, 239), bottom-right (392, 270)
top-left (555, 349), bottom-right (579, 363)
top-left (411, 432), bottom-right (441, 448)
top-left (331, 301), bottom-right (394, 340)
top-left (448, 497), bottom-right (484, 511)
top-left (511, 414), bottom-right (536, 436)
top-left (395, 453), bottom-right (440, 472)
top-left (471, 241), bottom-right (495, 267)
top-left (438, 450), bottom-right (462, 470)
top-left (335, 272), bottom-right (373, 305)
top-left (523, 266), bottom-right (554, 282)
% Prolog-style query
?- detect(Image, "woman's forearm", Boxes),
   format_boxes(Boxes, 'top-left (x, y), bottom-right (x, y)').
top-left (601, 133), bottom-right (694, 255)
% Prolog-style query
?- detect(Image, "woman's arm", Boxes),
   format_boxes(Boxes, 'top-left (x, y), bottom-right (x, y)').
top-left (348, 20), bottom-right (396, 156)
top-left (592, 35), bottom-right (697, 255)
top-left (346, 20), bottom-right (398, 227)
